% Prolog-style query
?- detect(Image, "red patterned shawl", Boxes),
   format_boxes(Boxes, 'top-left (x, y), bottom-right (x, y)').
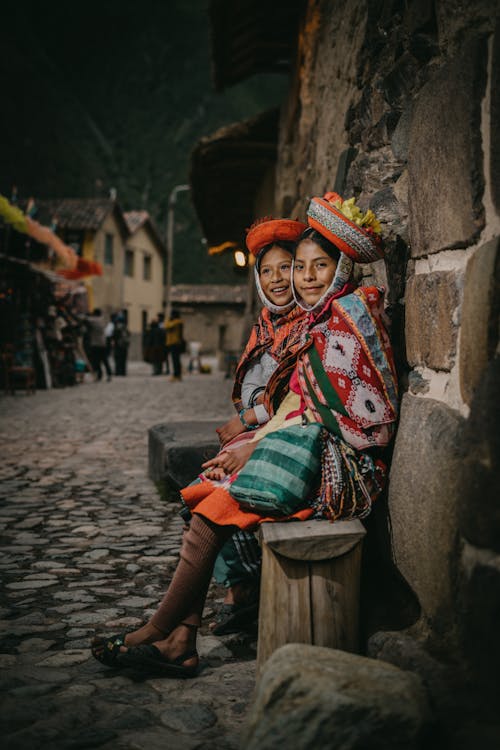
top-left (232, 305), bottom-right (307, 412)
top-left (298, 286), bottom-right (398, 449)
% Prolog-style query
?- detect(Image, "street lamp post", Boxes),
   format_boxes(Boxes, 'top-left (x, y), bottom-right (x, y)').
top-left (164, 183), bottom-right (190, 318)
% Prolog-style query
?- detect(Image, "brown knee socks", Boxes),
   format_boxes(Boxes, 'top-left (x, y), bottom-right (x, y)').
top-left (150, 514), bottom-right (235, 634)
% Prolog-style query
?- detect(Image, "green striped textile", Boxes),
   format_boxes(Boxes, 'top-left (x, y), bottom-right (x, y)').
top-left (230, 423), bottom-right (323, 516)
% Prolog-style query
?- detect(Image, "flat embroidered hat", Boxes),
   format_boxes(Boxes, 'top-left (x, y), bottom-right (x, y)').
top-left (306, 192), bottom-right (384, 263)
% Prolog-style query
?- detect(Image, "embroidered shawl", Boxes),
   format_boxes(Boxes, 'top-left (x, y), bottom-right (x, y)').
top-left (232, 305), bottom-right (307, 412)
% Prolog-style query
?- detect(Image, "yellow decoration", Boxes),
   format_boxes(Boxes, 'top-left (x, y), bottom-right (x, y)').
top-left (0, 195), bottom-right (28, 233)
top-left (208, 240), bottom-right (238, 256)
top-left (327, 195), bottom-right (382, 235)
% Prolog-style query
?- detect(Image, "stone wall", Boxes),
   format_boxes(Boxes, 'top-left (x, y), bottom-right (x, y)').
top-left (274, 0), bottom-right (500, 696)
top-left (175, 303), bottom-right (245, 358)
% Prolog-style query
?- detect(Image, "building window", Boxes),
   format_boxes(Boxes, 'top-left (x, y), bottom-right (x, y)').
top-left (141, 310), bottom-right (148, 331)
top-left (143, 254), bottom-right (152, 281)
top-left (104, 233), bottom-right (114, 265)
top-left (125, 249), bottom-right (134, 277)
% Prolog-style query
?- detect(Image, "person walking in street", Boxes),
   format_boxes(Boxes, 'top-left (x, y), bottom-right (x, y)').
top-left (104, 315), bottom-right (115, 361)
top-left (112, 312), bottom-right (131, 376)
top-left (157, 312), bottom-right (170, 375)
top-left (85, 309), bottom-right (112, 382)
top-left (146, 318), bottom-right (167, 376)
top-left (165, 309), bottom-right (184, 381)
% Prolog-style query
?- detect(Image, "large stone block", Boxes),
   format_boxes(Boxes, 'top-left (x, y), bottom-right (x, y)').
top-left (436, 1), bottom-right (499, 57)
top-left (148, 421), bottom-right (220, 490)
top-left (368, 628), bottom-right (500, 746)
top-left (408, 37), bottom-right (487, 257)
top-left (367, 631), bottom-right (452, 716)
top-left (491, 25), bottom-right (500, 213)
top-left (460, 543), bottom-right (500, 697)
top-left (458, 355), bottom-right (500, 552)
top-left (405, 272), bottom-right (460, 370)
top-left (459, 238), bottom-right (500, 405)
top-left (243, 644), bottom-right (432, 750)
top-left (388, 395), bottom-right (465, 636)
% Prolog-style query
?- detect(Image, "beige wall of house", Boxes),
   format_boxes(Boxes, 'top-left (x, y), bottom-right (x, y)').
top-left (123, 224), bottom-right (164, 357)
top-left (87, 213), bottom-right (125, 315)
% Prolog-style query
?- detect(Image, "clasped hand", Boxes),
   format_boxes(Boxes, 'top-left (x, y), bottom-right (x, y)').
top-left (201, 442), bottom-right (256, 481)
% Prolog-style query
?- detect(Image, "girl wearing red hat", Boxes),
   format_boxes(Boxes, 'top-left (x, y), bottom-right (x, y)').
top-left (207, 218), bottom-right (309, 634)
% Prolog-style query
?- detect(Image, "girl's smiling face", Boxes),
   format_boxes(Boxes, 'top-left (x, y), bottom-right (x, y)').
top-left (293, 239), bottom-right (338, 306)
top-left (258, 245), bottom-right (293, 306)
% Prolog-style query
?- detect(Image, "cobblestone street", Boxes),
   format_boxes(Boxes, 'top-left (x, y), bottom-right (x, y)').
top-left (0, 363), bottom-right (256, 750)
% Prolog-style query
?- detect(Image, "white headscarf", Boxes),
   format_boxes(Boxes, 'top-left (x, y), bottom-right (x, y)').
top-left (254, 247), bottom-right (295, 315)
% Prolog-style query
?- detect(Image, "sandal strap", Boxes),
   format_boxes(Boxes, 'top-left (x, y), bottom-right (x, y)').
top-left (180, 621), bottom-right (198, 631)
top-left (171, 648), bottom-right (198, 665)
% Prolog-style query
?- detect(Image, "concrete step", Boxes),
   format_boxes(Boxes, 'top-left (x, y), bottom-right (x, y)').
top-left (148, 420), bottom-right (221, 492)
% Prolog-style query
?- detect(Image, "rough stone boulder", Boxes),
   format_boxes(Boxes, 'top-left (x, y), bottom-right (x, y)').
top-left (148, 421), bottom-right (220, 490)
top-left (243, 644), bottom-right (432, 750)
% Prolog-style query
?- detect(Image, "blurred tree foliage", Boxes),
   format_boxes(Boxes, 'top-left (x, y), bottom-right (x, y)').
top-left (0, 0), bottom-right (287, 283)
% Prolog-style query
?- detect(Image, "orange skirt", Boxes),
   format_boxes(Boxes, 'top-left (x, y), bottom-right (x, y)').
top-left (181, 479), bottom-right (314, 531)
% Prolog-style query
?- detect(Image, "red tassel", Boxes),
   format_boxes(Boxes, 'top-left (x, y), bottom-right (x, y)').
top-left (57, 258), bottom-right (103, 279)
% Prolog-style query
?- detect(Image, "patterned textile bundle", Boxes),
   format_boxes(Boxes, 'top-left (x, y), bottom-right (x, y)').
top-left (314, 432), bottom-right (386, 521)
top-left (232, 305), bottom-right (307, 412)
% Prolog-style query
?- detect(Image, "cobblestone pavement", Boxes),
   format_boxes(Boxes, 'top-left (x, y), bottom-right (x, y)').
top-left (0, 363), bottom-right (257, 750)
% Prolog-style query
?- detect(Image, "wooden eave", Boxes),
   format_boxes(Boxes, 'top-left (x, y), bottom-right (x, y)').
top-left (209, 0), bottom-right (304, 90)
top-left (189, 108), bottom-right (279, 247)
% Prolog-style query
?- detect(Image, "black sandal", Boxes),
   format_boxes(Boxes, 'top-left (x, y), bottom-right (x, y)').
top-left (117, 621), bottom-right (199, 677)
top-left (91, 632), bottom-right (129, 668)
top-left (118, 643), bottom-right (199, 677)
top-left (211, 600), bottom-right (259, 636)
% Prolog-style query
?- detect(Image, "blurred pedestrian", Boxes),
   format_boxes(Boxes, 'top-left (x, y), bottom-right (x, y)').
top-left (112, 312), bottom-right (130, 376)
top-left (165, 308), bottom-right (184, 382)
top-left (148, 318), bottom-right (166, 375)
top-left (104, 315), bottom-right (115, 360)
top-left (85, 309), bottom-right (112, 382)
top-left (157, 312), bottom-right (170, 375)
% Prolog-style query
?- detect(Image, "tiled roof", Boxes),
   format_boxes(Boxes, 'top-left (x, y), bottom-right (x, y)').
top-left (170, 284), bottom-right (247, 305)
top-left (33, 199), bottom-right (125, 232)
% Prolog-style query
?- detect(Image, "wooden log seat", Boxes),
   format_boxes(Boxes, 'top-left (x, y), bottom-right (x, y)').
top-left (257, 518), bottom-right (366, 673)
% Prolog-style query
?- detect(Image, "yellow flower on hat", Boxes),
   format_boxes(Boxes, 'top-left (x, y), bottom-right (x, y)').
top-left (362, 209), bottom-right (382, 234)
top-left (324, 192), bottom-right (382, 235)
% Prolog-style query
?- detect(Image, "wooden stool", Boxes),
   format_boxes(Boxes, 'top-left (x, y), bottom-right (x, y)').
top-left (257, 518), bottom-right (366, 673)
top-left (1, 347), bottom-right (36, 395)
